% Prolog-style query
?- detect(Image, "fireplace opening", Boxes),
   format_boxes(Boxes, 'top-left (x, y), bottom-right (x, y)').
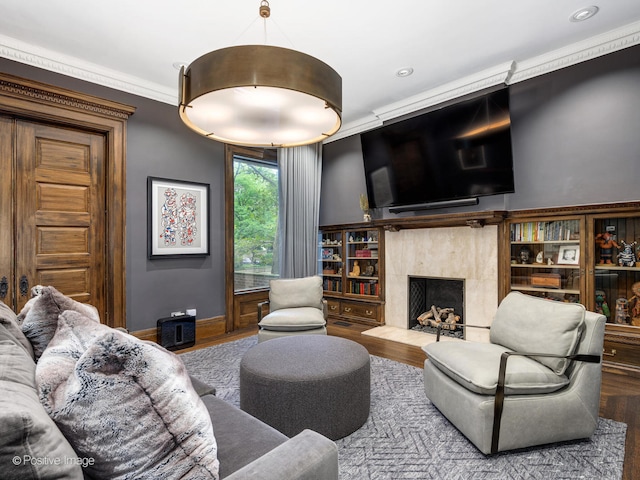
top-left (408, 276), bottom-right (464, 339)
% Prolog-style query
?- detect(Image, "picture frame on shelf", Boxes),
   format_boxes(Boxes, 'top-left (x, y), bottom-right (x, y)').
top-left (557, 245), bottom-right (580, 265)
top-left (322, 248), bottom-right (334, 260)
top-left (147, 176), bottom-right (210, 259)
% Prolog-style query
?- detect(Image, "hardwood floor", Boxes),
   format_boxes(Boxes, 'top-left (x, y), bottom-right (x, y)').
top-left (187, 320), bottom-right (640, 480)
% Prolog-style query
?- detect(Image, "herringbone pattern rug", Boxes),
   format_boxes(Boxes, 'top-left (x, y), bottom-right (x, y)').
top-left (180, 336), bottom-right (626, 480)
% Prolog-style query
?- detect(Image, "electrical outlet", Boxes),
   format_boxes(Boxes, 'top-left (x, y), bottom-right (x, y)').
top-left (186, 308), bottom-right (197, 317)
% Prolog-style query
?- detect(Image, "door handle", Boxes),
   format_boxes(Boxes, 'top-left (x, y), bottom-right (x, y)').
top-left (19, 275), bottom-right (29, 297)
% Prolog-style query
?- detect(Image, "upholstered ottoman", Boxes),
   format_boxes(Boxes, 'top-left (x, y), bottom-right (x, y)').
top-left (240, 335), bottom-right (370, 440)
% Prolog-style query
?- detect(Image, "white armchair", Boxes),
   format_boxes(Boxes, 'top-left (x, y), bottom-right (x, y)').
top-left (423, 292), bottom-right (605, 454)
top-left (257, 276), bottom-right (328, 343)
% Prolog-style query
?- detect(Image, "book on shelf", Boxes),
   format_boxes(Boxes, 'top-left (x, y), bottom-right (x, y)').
top-left (511, 220), bottom-right (580, 242)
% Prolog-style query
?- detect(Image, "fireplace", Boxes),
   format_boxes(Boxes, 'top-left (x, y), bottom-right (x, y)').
top-left (408, 276), bottom-right (465, 339)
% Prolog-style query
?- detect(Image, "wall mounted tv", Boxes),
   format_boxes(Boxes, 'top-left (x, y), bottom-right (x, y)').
top-left (360, 87), bottom-right (514, 212)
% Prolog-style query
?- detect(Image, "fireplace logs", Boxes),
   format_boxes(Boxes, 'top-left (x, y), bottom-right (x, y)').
top-left (417, 305), bottom-right (461, 331)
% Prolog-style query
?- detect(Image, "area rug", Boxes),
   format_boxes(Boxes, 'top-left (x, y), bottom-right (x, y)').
top-left (180, 336), bottom-right (626, 480)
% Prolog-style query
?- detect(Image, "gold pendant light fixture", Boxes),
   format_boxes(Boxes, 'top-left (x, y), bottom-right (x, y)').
top-left (179, 1), bottom-right (342, 148)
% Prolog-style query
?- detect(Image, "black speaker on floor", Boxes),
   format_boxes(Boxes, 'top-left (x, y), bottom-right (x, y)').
top-left (157, 314), bottom-right (196, 351)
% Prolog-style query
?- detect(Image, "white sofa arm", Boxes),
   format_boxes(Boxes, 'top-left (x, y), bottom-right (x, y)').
top-left (225, 429), bottom-right (338, 480)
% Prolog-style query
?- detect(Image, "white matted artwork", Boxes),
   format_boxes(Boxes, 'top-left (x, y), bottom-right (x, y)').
top-left (557, 244), bottom-right (580, 265)
top-left (147, 176), bottom-right (210, 258)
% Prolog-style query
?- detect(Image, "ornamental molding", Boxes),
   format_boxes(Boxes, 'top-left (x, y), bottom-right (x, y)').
top-left (0, 76), bottom-right (134, 119)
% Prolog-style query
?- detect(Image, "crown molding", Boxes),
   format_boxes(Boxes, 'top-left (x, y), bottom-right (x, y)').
top-left (1, 19), bottom-right (639, 142)
top-left (326, 62), bottom-right (515, 143)
top-left (327, 20), bottom-right (640, 143)
top-left (0, 34), bottom-right (177, 105)
top-left (508, 20), bottom-right (640, 84)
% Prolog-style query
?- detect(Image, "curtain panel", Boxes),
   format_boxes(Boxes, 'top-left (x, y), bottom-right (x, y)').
top-left (277, 143), bottom-right (322, 278)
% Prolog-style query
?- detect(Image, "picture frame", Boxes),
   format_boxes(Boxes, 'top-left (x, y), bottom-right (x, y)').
top-left (557, 245), bottom-right (580, 265)
top-left (147, 176), bottom-right (210, 259)
top-left (322, 248), bottom-right (334, 260)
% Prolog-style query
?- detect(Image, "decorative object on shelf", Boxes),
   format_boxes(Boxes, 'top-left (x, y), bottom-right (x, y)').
top-left (595, 289), bottom-right (611, 319)
top-left (321, 248), bottom-right (334, 260)
top-left (617, 240), bottom-right (637, 267)
top-left (349, 260), bottom-right (360, 277)
top-left (595, 232), bottom-right (620, 264)
top-left (518, 246), bottom-right (532, 264)
top-left (178, 0), bottom-right (341, 147)
top-left (359, 194), bottom-right (371, 222)
top-left (535, 251), bottom-right (544, 264)
top-left (557, 245), bottom-right (580, 265)
top-left (629, 282), bottom-right (640, 327)
top-left (615, 298), bottom-right (630, 325)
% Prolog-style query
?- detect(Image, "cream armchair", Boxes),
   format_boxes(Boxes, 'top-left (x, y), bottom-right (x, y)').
top-left (257, 276), bottom-right (328, 343)
top-left (423, 292), bottom-right (605, 454)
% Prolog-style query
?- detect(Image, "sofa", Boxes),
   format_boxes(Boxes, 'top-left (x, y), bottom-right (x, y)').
top-left (0, 287), bottom-right (338, 480)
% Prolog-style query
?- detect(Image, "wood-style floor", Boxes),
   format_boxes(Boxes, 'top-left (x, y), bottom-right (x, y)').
top-left (185, 320), bottom-right (640, 480)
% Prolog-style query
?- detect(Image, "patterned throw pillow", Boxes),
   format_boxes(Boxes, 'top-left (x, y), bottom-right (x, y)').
top-left (37, 311), bottom-right (219, 480)
top-left (19, 286), bottom-right (100, 360)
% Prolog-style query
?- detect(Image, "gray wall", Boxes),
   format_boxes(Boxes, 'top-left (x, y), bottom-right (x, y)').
top-left (320, 44), bottom-right (640, 226)
top-left (0, 58), bottom-right (226, 331)
top-left (3, 42), bottom-right (639, 330)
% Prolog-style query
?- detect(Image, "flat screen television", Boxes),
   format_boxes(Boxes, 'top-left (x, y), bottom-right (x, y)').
top-left (360, 87), bottom-right (514, 211)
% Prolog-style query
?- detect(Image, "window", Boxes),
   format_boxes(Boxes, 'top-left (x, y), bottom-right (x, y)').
top-left (232, 151), bottom-right (279, 292)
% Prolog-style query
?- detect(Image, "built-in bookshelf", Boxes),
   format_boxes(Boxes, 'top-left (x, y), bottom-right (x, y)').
top-left (318, 225), bottom-right (384, 326)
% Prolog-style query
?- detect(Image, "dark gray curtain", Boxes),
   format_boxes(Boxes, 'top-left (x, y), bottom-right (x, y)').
top-left (277, 143), bottom-right (322, 278)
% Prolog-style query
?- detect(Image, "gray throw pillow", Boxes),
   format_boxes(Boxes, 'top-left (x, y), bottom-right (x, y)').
top-left (0, 300), bottom-right (34, 359)
top-left (37, 311), bottom-right (219, 480)
top-left (490, 292), bottom-right (586, 375)
top-left (19, 285), bottom-right (100, 360)
top-left (0, 323), bottom-right (82, 479)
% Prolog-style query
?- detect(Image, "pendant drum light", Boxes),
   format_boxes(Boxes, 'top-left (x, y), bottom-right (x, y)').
top-left (179, 1), bottom-right (342, 147)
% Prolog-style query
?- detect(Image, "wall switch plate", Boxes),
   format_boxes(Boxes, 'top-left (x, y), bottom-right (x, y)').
top-left (186, 308), bottom-right (197, 317)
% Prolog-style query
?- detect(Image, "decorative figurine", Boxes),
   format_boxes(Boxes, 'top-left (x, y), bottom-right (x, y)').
top-left (349, 260), bottom-right (360, 277)
top-left (595, 232), bottom-right (620, 264)
top-left (617, 240), bottom-right (637, 267)
top-left (615, 298), bottom-right (630, 325)
top-left (628, 282), bottom-right (640, 327)
top-left (535, 251), bottom-right (544, 264)
top-left (595, 289), bottom-right (610, 319)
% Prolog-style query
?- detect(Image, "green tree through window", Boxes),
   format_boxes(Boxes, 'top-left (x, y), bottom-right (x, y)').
top-left (233, 156), bottom-right (279, 291)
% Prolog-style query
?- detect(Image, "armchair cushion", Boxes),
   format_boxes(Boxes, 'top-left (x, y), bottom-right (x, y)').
top-left (489, 292), bottom-right (585, 375)
top-left (424, 341), bottom-right (570, 395)
top-left (269, 276), bottom-right (323, 311)
top-left (258, 307), bottom-right (326, 332)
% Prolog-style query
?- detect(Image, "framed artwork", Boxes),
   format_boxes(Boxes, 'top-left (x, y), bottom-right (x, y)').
top-left (147, 177), bottom-right (210, 259)
top-left (321, 248), bottom-right (334, 260)
top-left (557, 245), bottom-right (580, 265)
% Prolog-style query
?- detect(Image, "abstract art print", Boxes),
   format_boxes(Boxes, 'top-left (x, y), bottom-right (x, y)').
top-left (147, 177), bottom-right (210, 258)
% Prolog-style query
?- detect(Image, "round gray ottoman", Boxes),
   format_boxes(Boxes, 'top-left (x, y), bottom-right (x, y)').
top-left (240, 335), bottom-right (370, 440)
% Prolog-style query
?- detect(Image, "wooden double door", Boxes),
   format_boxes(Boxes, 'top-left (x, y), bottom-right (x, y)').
top-left (0, 116), bottom-right (106, 315)
top-left (0, 71), bottom-right (134, 327)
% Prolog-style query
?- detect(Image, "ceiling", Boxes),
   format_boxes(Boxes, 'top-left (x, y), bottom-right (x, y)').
top-left (1, 0), bottom-right (639, 141)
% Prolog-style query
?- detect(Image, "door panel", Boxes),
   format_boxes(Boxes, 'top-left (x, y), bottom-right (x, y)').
top-left (0, 116), bottom-right (14, 306)
top-left (15, 121), bottom-right (105, 315)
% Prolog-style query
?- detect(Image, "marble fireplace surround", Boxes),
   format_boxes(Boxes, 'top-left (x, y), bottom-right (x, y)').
top-left (364, 223), bottom-right (499, 347)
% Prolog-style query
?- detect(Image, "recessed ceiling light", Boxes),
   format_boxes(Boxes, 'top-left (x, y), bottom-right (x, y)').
top-left (569, 6), bottom-right (599, 22)
top-left (396, 67), bottom-right (414, 78)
